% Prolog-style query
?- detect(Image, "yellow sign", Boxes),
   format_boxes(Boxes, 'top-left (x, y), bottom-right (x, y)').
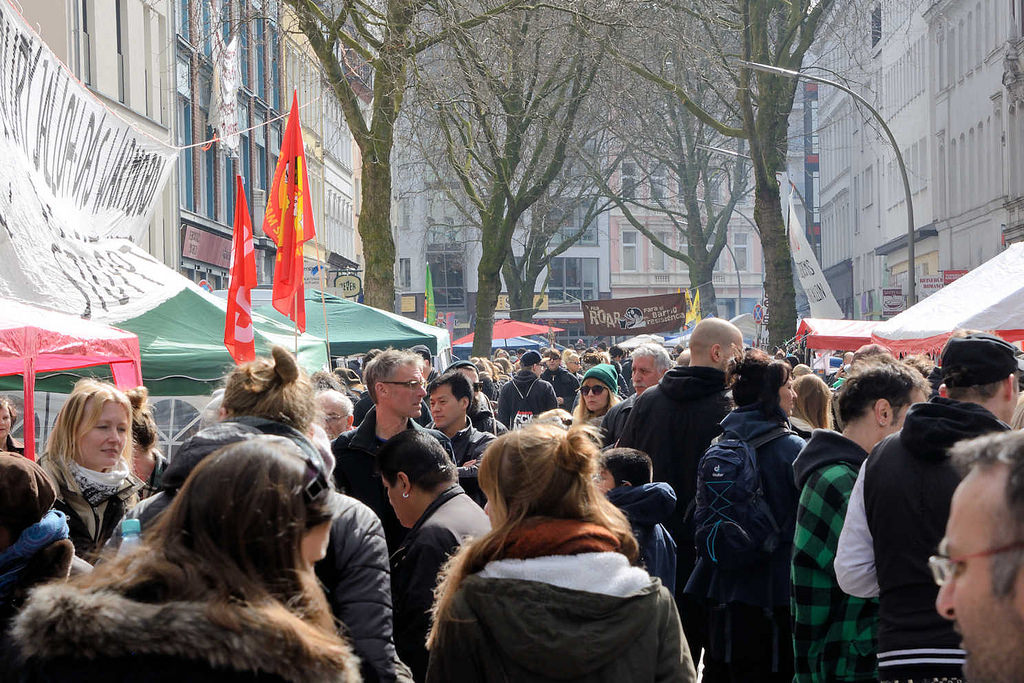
top-left (400, 295), bottom-right (417, 313)
top-left (496, 294), bottom-right (549, 311)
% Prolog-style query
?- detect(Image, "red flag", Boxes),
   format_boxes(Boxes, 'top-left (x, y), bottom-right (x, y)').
top-left (263, 90), bottom-right (315, 331)
top-left (225, 175), bottom-right (258, 363)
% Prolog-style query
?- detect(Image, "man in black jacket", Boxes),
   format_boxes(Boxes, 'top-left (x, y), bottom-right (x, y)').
top-left (333, 350), bottom-right (453, 551)
top-left (496, 350), bottom-right (557, 429)
top-left (602, 343), bottom-right (673, 447)
top-left (618, 318), bottom-right (742, 674)
top-left (428, 371), bottom-right (496, 468)
top-left (835, 333), bottom-right (1021, 682)
top-left (446, 360), bottom-right (507, 435)
top-left (540, 348), bottom-right (581, 408)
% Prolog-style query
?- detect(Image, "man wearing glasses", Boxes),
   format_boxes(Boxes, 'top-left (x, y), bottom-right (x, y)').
top-left (333, 349), bottom-right (454, 551)
top-left (836, 333), bottom-right (1021, 682)
top-left (316, 390), bottom-right (354, 440)
top-left (933, 431), bottom-right (1024, 683)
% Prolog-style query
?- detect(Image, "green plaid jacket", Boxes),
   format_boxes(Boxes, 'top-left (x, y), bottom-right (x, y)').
top-left (791, 462), bottom-right (879, 682)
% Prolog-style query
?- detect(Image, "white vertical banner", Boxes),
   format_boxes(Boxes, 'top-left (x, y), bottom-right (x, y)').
top-left (783, 175), bottom-right (844, 320)
top-left (209, 7), bottom-right (240, 157)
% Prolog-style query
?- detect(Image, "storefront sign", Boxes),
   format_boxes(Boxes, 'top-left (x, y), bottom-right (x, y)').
top-left (942, 269), bottom-right (968, 286)
top-left (334, 274), bottom-right (362, 300)
top-left (182, 226), bottom-right (232, 268)
top-left (581, 293), bottom-right (687, 336)
top-left (882, 287), bottom-right (905, 318)
top-left (917, 275), bottom-right (944, 298)
top-left (496, 294), bottom-right (548, 311)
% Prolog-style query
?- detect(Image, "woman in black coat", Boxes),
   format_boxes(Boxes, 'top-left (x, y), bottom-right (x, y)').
top-left (5, 437), bottom-right (360, 683)
top-left (379, 431), bottom-right (490, 682)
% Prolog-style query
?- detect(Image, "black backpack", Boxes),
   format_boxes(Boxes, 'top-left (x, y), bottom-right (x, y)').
top-left (693, 426), bottom-right (792, 570)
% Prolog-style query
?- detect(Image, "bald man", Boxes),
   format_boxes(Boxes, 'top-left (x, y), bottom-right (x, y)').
top-left (618, 318), bottom-right (743, 671)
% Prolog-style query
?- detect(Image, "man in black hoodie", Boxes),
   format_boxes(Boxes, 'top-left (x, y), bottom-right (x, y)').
top-left (618, 318), bottom-right (742, 675)
top-left (540, 348), bottom-right (581, 408)
top-left (496, 350), bottom-right (557, 429)
top-left (835, 333), bottom-right (1022, 682)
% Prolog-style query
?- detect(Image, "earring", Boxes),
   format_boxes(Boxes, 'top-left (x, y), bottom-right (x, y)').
top-left (402, 492), bottom-right (409, 499)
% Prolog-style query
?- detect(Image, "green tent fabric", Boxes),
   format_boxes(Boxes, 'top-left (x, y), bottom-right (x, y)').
top-left (0, 288), bottom-right (329, 396)
top-left (255, 290), bottom-right (450, 357)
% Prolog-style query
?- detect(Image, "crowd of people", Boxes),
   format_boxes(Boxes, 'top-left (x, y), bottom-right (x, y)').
top-left (2, 320), bottom-right (1024, 683)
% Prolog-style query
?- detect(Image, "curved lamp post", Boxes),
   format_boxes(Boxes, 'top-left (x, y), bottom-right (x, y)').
top-left (737, 60), bottom-right (918, 306)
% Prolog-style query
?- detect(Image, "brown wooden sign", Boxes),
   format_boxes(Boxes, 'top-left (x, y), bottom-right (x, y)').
top-left (581, 293), bottom-right (688, 336)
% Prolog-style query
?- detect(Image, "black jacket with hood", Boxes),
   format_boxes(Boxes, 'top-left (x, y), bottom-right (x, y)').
top-left (540, 366), bottom-right (581, 408)
top-left (863, 397), bottom-right (1010, 679)
top-left (5, 583), bottom-right (361, 683)
top-left (468, 395), bottom-right (507, 435)
top-left (792, 428), bottom-right (868, 491)
top-left (601, 393), bottom-right (635, 447)
top-left (332, 407), bottom-right (454, 551)
top-left (617, 366), bottom-right (732, 574)
top-left (496, 370), bottom-right (558, 429)
top-left (606, 482), bottom-right (678, 593)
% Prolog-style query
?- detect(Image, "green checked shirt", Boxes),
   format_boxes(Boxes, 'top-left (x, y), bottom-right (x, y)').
top-left (791, 461), bottom-right (879, 682)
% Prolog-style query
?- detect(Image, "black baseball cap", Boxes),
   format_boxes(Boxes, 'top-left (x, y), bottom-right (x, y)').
top-left (520, 350), bottom-right (542, 367)
top-left (447, 360), bottom-right (477, 372)
top-left (940, 333), bottom-right (1024, 387)
top-left (409, 345), bottom-right (432, 361)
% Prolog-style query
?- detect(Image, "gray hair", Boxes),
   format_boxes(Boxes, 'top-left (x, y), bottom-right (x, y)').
top-left (363, 350), bottom-right (422, 403)
top-left (951, 430), bottom-right (1024, 596)
top-left (316, 389), bottom-right (354, 418)
top-left (631, 343), bottom-right (673, 373)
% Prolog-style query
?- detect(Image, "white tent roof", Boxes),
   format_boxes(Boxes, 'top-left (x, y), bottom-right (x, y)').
top-left (872, 243), bottom-right (1024, 355)
top-left (617, 334), bottom-right (665, 350)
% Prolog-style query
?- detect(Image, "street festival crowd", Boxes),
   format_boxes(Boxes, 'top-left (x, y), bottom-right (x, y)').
top-left (2, 320), bottom-right (1024, 682)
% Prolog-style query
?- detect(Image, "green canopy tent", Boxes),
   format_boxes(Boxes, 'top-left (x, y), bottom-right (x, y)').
top-left (1, 287), bottom-right (329, 396)
top-left (254, 290), bottom-right (451, 358)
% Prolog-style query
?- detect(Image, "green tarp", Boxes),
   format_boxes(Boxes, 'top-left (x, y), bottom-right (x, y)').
top-left (0, 288), bottom-right (329, 396)
top-left (255, 290), bottom-right (450, 357)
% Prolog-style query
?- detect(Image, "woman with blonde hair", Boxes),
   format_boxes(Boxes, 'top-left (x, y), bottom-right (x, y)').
top-left (789, 373), bottom-right (833, 438)
top-left (426, 423), bottom-right (695, 682)
top-left (0, 396), bottom-right (24, 455)
top-left (572, 364), bottom-right (621, 429)
top-left (39, 379), bottom-right (143, 561)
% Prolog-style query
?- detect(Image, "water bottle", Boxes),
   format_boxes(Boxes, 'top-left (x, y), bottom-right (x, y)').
top-left (120, 518), bottom-right (142, 555)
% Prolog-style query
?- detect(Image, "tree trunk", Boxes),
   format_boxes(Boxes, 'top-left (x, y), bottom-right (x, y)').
top-left (754, 179), bottom-right (796, 349)
top-left (472, 237), bottom-right (506, 356)
top-left (690, 260), bottom-right (717, 320)
top-left (507, 285), bottom-right (538, 323)
top-left (358, 159), bottom-right (396, 310)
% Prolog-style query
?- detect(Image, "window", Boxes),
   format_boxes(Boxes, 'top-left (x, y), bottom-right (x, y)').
top-left (239, 0), bottom-right (250, 89)
top-left (622, 230), bottom-right (638, 271)
top-left (549, 257), bottom-right (599, 303)
top-left (399, 258), bottom-right (411, 290)
top-left (652, 232), bottom-right (669, 271)
top-left (255, 15), bottom-right (266, 100)
top-left (115, 0), bottom-right (128, 103)
top-left (179, 0), bottom-right (190, 42)
top-left (871, 5), bottom-right (882, 48)
top-left (198, 75), bottom-right (215, 219)
top-left (426, 251), bottom-right (465, 307)
top-left (621, 162), bottom-right (637, 199)
top-left (74, 0), bottom-right (93, 85)
top-left (733, 232), bottom-right (748, 271)
top-left (254, 110), bottom-right (267, 190)
top-left (650, 165), bottom-right (666, 201)
top-left (552, 199), bottom-right (599, 246)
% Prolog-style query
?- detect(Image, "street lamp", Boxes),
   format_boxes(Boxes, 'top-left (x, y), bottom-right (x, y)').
top-left (736, 60), bottom-right (918, 306)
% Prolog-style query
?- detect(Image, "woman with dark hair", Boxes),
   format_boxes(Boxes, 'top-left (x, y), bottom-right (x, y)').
top-left (126, 387), bottom-right (166, 500)
top-left (685, 348), bottom-right (806, 682)
top-left (0, 397), bottom-right (23, 455)
top-left (6, 437), bottom-right (360, 681)
top-left (427, 423), bottom-right (695, 682)
top-left (379, 430), bottom-right (489, 682)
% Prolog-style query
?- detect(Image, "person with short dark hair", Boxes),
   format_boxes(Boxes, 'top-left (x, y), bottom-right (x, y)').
top-left (427, 371), bottom-right (496, 506)
top-left (496, 350), bottom-right (557, 430)
top-left (935, 430), bottom-right (1024, 683)
top-left (409, 345), bottom-right (438, 383)
top-left (836, 333), bottom-right (1021, 682)
top-left (791, 361), bottom-right (929, 681)
top-left (445, 361), bottom-right (507, 435)
top-left (541, 348), bottom-right (581, 408)
top-left (598, 448), bottom-right (677, 594)
top-left (610, 345), bottom-right (634, 396)
top-left (379, 430), bottom-right (489, 681)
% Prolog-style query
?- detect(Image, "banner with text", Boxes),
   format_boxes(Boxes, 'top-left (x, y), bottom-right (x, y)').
top-left (785, 178), bottom-right (844, 320)
top-left (582, 293), bottom-right (687, 336)
top-left (0, 1), bottom-right (181, 321)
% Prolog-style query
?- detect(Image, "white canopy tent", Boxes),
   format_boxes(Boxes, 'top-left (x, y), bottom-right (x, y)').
top-left (872, 243), bottom-right (1024, 355)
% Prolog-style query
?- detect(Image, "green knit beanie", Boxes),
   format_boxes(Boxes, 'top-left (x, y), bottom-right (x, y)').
top-left (582, 364), bottom-right (618, 394)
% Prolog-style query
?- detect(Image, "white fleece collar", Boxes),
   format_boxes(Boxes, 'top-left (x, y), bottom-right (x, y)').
top-left (477, 551), bottom-right (652, 597)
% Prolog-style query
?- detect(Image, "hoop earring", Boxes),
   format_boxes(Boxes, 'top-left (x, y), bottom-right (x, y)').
top-left (402, 492), bottom-right (409, 499)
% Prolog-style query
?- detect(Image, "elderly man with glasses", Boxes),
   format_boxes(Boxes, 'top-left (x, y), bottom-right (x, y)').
top-left (316, 390), bottom-right (354, 440)
top-left (932, 430), bottom-right (1024, 683)
top-left (332, 349), bottom-right (454, 551)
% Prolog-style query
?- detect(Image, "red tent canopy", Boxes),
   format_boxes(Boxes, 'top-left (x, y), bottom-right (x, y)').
top-left (796, 318), bottom-right (881, 351)
top-left (452, 319), bottom-right (564, 346)
top-left (0, 299), bottom-right (143, 459)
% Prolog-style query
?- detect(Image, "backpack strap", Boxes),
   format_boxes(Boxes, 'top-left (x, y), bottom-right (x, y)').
top-left (747, 426), bottom-right (793, 451)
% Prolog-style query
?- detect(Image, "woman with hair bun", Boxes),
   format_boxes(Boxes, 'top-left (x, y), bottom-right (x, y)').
top-left (126, 387), bottom-right (167, 500)
top-left (38, 379), bottom-right (143, 561)
top-left (6, 437), bottom-right (360, 681)
top-left (685, 348), bottom-right (806, 681)
top-left (426, 423), bottom-right (695, 682)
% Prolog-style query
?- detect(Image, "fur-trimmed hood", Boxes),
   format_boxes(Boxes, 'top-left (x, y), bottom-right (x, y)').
top-left (11, 583), bottom-right (361, 683)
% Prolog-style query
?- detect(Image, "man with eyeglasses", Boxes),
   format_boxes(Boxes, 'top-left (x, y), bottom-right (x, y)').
top-left (540, 348), bottom-right (580, 408)
top-left (835, 333), bottom-right (1021, 682)
top-left (333, 349), bottom-right (454, 551)
top-left (932, 430), bottom-right (1024, 683)
top-left (316, 390), bottom-right (354, 440)
top-left (601, 343), bottom-right (673, 448)
top-left (616, 318), bottom-right (743, 675)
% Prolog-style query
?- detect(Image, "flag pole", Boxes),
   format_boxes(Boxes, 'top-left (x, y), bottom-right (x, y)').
top-left (293, 296), bottom-right (299, 355)
top-left (314, 238), bottom-right (330, 355)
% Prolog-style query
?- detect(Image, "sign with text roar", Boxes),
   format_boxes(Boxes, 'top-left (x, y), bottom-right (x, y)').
top-left (581, 293), bottom-right (688, 336)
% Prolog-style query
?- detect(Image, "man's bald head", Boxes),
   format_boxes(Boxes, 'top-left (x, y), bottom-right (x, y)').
top-left (688, 319), bottom-right (744, 371)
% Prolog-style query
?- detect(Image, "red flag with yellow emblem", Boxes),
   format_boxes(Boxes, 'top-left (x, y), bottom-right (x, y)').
top-left (262, 90), bottom-right (315, 331)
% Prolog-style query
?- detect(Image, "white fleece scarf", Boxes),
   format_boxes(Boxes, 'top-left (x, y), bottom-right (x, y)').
top-left (70, 459), bottom-right (131, 506)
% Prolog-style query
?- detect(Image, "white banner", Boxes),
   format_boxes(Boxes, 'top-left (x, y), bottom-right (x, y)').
top-left (784, 178), bottom-right (844, 320)
top-left (210, 32), bottom-right (240, 156)
top-left (0, 1), bottom-right (183, 321)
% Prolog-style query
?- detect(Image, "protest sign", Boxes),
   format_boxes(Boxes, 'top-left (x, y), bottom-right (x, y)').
top-left (582, 293), bottom-right (687, 336)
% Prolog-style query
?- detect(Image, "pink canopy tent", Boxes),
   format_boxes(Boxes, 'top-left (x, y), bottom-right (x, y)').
top-left (796, 318), bottom-right (881, 351)
top-left (0, 298), bottom-right (143, 460)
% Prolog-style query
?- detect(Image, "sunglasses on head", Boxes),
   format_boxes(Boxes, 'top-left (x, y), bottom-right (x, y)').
top-left (580, 384), bottom-right (607, 396)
